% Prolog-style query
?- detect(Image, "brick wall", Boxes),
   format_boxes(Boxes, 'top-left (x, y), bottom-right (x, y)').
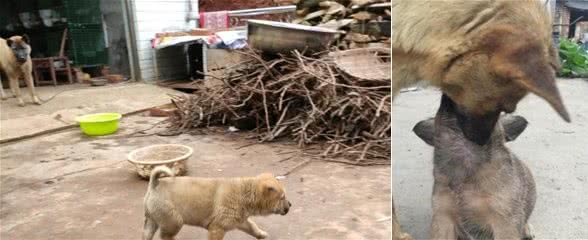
top-left (199, 0), bottom-right (294, 27)
top-left (199, 0), bottom-right (281, 12)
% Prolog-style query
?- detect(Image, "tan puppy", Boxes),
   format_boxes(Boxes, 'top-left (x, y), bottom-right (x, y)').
top-left (143, 166), bottom-right (291, 240)
top-left (0, 35), bottom-right (41, 106)
top-left (413, 95), bottom-right (536, 240)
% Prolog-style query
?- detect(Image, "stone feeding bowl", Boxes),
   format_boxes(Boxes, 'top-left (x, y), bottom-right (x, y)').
top-left (127, 144), bottom-right (193, 179)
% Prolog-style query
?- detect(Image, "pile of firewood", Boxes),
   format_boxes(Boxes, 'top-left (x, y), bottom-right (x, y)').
top-left (167, 49), bottom-right (390, 165)
top-left (291, 0), bottom-right (390, 49)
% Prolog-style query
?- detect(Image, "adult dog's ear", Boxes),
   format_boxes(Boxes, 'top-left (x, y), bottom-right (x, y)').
top-left (6, 39), bottom-right (13, 47)
top-left (413, 118), bottom-right (435, 146)
top-left (501, 115), bottom-right (528, 142)
top-left (489, 27), bottom-right (570, 122)
top-left (21, 34), bottom-right (30, 44)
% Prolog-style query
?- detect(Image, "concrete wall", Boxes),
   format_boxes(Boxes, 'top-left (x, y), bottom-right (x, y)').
top-left (130, 0), bottom-right (198, 81)
top-left (549, 0), bottom-right (556, 17)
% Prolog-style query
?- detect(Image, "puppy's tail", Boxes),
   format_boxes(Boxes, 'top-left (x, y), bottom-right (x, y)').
top-left (148, 166), bottom-right (174, 190)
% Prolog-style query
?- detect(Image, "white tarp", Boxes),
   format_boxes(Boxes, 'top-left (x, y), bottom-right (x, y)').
top-left (153, 30), bottom-right (247, 50)
top-left (154, 35), bottom-right (210, 49)
top-left (215, 30), bottom-right (248, 49)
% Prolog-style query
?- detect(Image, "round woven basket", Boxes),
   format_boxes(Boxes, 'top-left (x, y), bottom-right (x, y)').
top-left (127, 144), bottom-right (193, 179)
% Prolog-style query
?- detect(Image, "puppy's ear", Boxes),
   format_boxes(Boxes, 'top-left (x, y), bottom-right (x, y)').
top-left (501, 115), bottom-right (528, 142)
top-left (21, 34), bottom-right (30, 44)
top-left (488, 27), bottom-right (570, 122)
top-left (6, 39), bottom-right (13, 47)
top-left (413, 118), bottom-right (435, 146)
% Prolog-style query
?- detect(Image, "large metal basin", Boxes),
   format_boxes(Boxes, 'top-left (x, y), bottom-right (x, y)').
top-left (247, 19), bottom-right (339, 54)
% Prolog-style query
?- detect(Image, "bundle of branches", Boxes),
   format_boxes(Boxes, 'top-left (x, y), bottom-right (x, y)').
top-left (291, 0), bottom-right (391, 49)
top-left (167, 49), bottom-right (390, 165)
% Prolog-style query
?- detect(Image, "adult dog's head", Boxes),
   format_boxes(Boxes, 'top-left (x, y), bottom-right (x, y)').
top-left (440, 23), bottom-right (568, 145)
top-left (5, 35), bottom-right (31, 63)
top-left (255, 173), bottom-right (291, 216)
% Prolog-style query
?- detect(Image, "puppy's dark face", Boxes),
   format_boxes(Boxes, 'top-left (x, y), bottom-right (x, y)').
top-left (441, 94), bottom-right (501, 146)
top-left (6, 35), bottom-right (31, 63)
top-left (413, 94), bottom-right (529, 147)
top-left (256, 173), bottom-right (291, 216)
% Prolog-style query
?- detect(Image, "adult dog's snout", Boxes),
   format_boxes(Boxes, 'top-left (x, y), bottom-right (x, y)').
top-left (16, 56), bottom-right (27, 63)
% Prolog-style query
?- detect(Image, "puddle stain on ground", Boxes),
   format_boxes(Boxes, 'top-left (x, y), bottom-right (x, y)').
top-left (113, 137), bottom-right (130, 146)
top-left (90, 142), bottom-right (114, 150)
top-left (39, 157), bottom-right (68, 163)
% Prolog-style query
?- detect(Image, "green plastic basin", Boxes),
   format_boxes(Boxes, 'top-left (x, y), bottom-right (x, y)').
top-left (75, 113), bottom-right (122, 136)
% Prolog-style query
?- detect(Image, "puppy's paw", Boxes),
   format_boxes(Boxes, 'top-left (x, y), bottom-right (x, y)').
top-left (522, 224), bottom-right (534, 240)
top-left (32, 96), bottom-right (42, 105)
top-left (17, 99), bottom-right (25, 107)
top-left (256, 230), bottom-right (268, 239)
top-left (399, 232), bottom-right (413, 240)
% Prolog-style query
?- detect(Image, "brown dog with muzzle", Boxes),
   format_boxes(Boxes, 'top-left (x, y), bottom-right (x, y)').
top-left (0, 35), bottom-right (41, 106)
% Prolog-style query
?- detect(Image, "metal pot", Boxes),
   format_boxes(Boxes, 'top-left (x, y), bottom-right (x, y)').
top-left (247, 19), bottom-right (339, 54)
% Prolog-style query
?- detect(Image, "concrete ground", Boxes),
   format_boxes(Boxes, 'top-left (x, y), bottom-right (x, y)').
top-left (0, 82), bottom-right (178, 141)
top-left (0, 84), bottom-right (391, 239)
top-left (393, 79), bottom-right (588, 239)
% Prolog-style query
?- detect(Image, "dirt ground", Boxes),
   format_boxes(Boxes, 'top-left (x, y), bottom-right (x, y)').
top-left (393, 79), bottom-right (588, 239)
top-left (0, 86), bottom-right (391, 239)
top-left (0, 83), bottom-right (177, 140)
